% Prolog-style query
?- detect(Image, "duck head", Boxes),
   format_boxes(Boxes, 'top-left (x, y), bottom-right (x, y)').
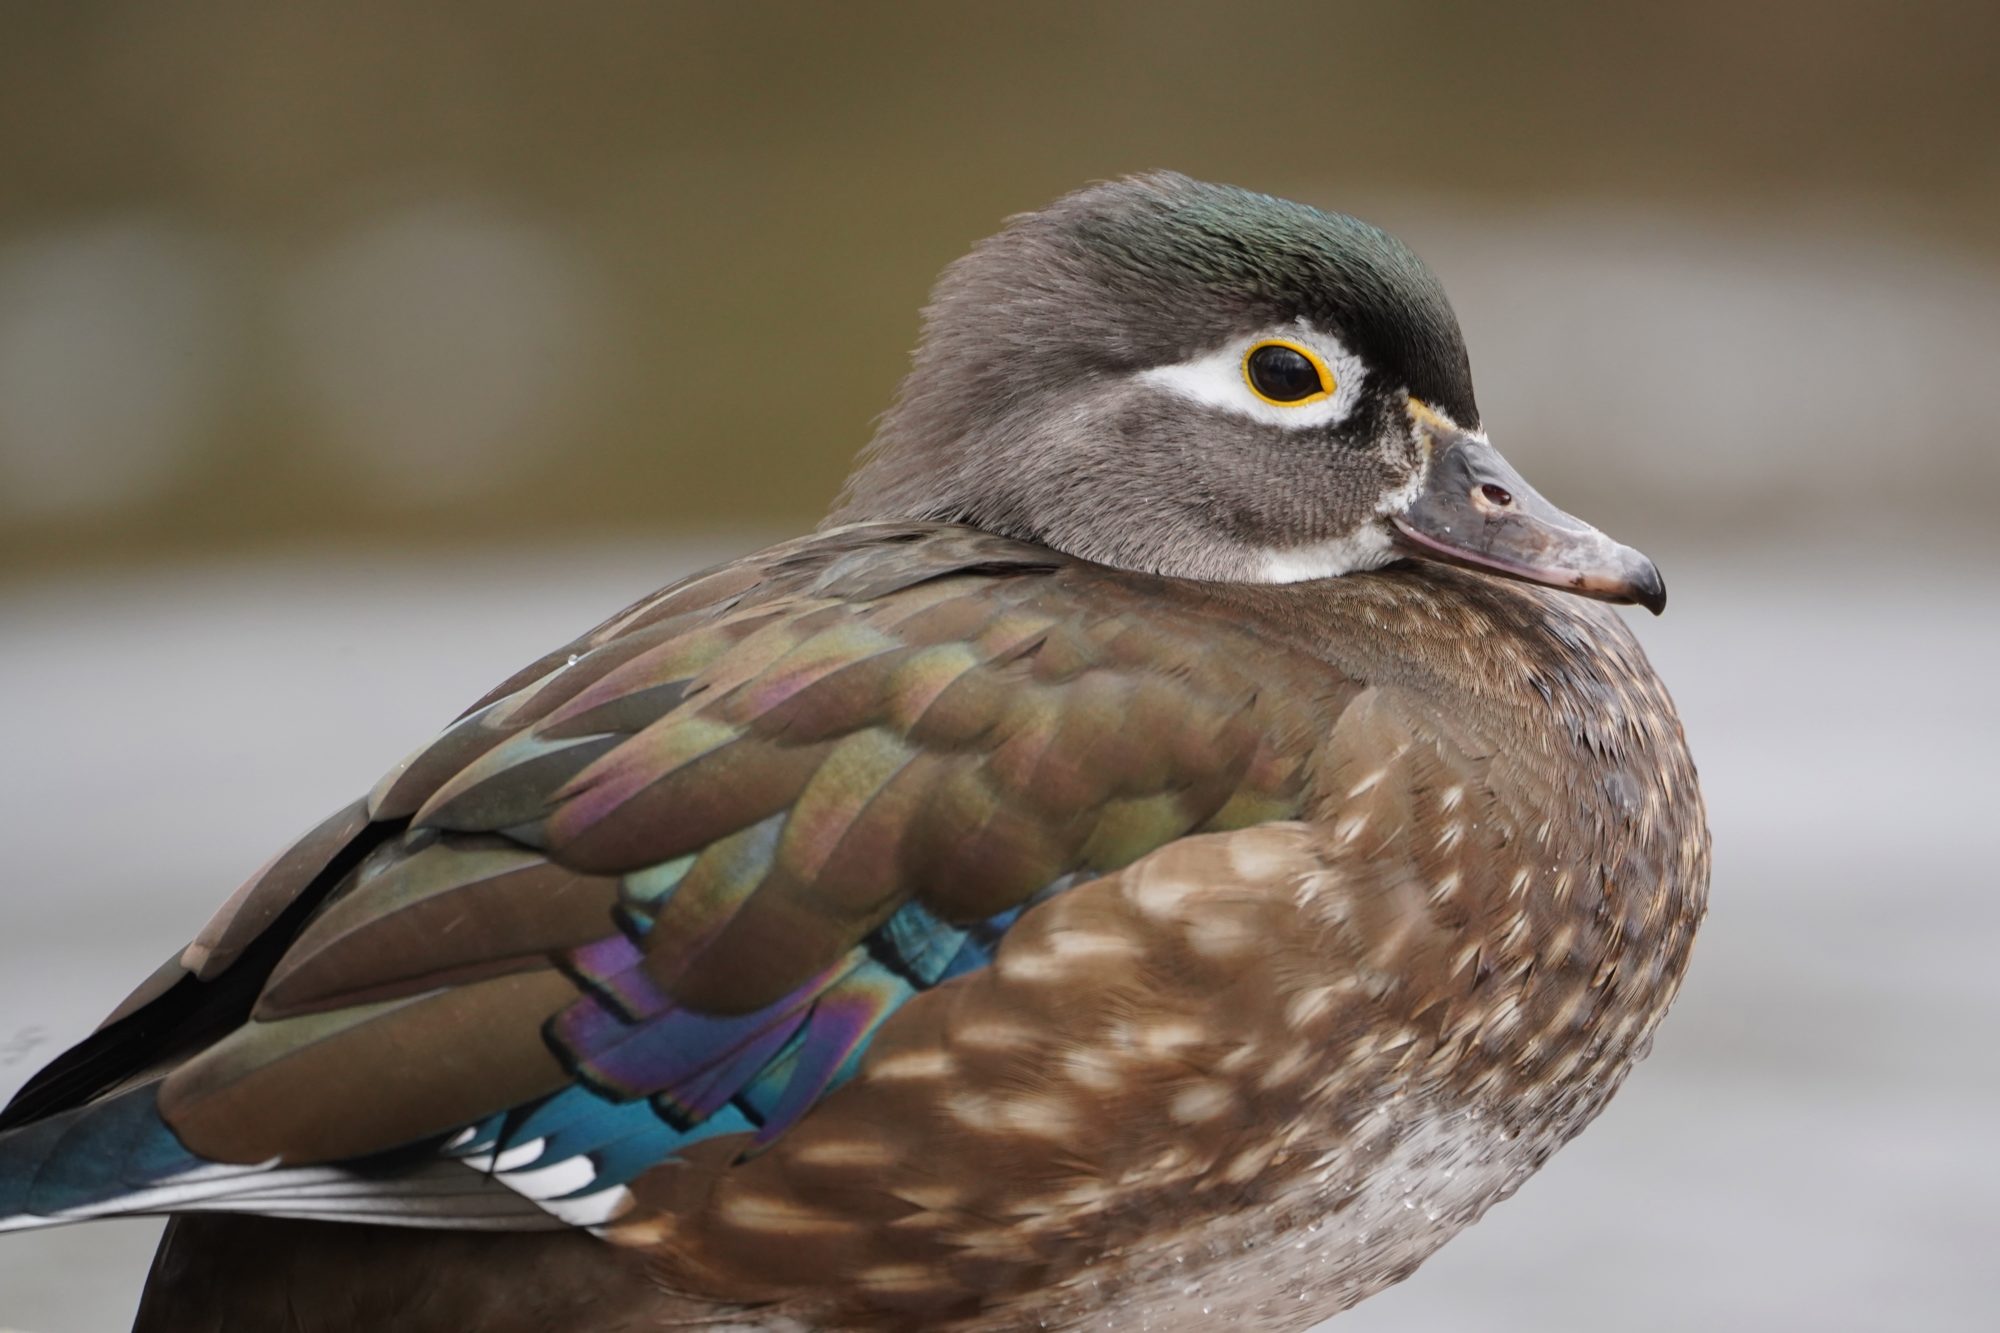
top-left (831, 172), bottom-right (1665, 614)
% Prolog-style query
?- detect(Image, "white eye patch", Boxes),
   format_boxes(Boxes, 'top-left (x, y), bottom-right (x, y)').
top-left (1137, 323), bottom-right (1368, 430)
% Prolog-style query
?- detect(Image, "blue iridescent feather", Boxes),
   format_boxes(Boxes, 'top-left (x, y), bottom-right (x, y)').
top-left (497, 885), bottom-right (1056, 1190)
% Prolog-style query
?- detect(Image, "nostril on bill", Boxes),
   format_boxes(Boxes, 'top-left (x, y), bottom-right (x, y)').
top-left (1478, 483), bottom-right (1514, 507)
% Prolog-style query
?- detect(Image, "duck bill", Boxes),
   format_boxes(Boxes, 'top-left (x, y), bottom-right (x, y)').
top-left (1390, 423), bottom-right (1667, 615)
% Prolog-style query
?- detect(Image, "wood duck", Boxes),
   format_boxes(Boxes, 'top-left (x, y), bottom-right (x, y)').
top-left (0, 174), bottom-right (1707, 1332)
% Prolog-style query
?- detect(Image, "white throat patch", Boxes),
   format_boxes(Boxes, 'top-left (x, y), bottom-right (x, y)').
top-left (1137, 321), bottom-right (1368, 431)
top-left (1254, 525), bottom-right (1400, 583)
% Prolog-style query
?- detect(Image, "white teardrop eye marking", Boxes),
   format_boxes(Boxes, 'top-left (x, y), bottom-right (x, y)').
top-left (1242, 339), bottom-right (1333, 405)
top-left (1138, 324), bottom-right (1367, 430)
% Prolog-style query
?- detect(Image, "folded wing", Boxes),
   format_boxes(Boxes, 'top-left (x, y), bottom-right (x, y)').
top-left (2, 524), bottom-right (1344, 1233)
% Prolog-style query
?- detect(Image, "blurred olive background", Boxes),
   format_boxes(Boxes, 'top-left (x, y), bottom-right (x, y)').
top-left (3, 0), bottom-right (1999, 564)
top-left (2, 3), bottom-right (1997, 1331)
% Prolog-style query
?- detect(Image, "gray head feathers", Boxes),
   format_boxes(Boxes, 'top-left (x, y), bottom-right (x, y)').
top-left (828, 173), bottom-right (1476, 582)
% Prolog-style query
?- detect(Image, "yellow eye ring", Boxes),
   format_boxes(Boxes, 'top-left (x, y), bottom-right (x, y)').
top-left (1242, 339), bottom-right (1335, 406)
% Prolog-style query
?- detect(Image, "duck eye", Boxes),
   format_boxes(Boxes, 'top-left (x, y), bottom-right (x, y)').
top-left (1243, 341), bottom-right (1332, 405)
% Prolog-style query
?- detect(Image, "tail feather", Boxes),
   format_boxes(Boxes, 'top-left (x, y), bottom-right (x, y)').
top-left (0, 1083), bottom-right (553, 1233)
top-left (0, 1082), bottom-right (206, 1230)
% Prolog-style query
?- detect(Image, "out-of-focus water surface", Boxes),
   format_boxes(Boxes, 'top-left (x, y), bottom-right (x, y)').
top-left (0, 535), bottom-right (1993, 1332)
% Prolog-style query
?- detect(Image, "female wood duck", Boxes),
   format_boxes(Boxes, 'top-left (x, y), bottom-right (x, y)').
top-left (0, 174), bottom-right (1707, 1331)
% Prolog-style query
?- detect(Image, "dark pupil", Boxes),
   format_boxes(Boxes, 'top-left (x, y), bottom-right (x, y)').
top-left (1248, 345), bottom-right (1321, 401)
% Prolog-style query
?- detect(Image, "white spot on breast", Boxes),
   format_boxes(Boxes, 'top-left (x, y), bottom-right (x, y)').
top-left (1044, 928), bottom-right (1145, 963)
top-left (993, 948), bottom-right (1062, 982)
top-left (1257, 1044), bottom-right (1317, 1090)
top-left (868, 1047), bottom-right (954, 1082)
top-left (1057, 1046), bottom-right (1131, 1091)
top-left (895, 1182), bottom-right (964, 1212)
top-left (854, 1264), bottom-right (935, 1293)
top-left (788, 1137), bottom-right (898, 1170)
top-left (951, 1020), bottom-right (1040, 1051)
top-left (1285, 984), bottom-right (1342, 1028)
top-left (1169, 1081), bottom-right (1237, 1124)
top-left (718, 1192), bottom-right (851, 1236)
top-left (1221, 1142), bottom-right (1280, 1184)
top-left (993, 1094), bottom-right (1080, 1139)
top-left (954, 1224), bottom-right (1039, 1256)
top-left (1132, 1020), bottom-right (1209, 1055)
top-left (1184, 909), bottom-right (1264, 959)
top-left (1126, 866), bottom-right (1205, 919)
top-left (1224, 828), bottom-right (1306, 880)
top-left (1477, 994), bottom-right (1524, 1043)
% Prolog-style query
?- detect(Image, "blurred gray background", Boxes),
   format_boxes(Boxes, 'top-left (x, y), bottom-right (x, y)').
top-left (1, 3), bottom-right (1996, 1329)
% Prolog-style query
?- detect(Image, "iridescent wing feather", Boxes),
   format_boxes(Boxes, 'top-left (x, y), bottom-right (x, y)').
top-left (1, 524), bottom-right (1345, 1232)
